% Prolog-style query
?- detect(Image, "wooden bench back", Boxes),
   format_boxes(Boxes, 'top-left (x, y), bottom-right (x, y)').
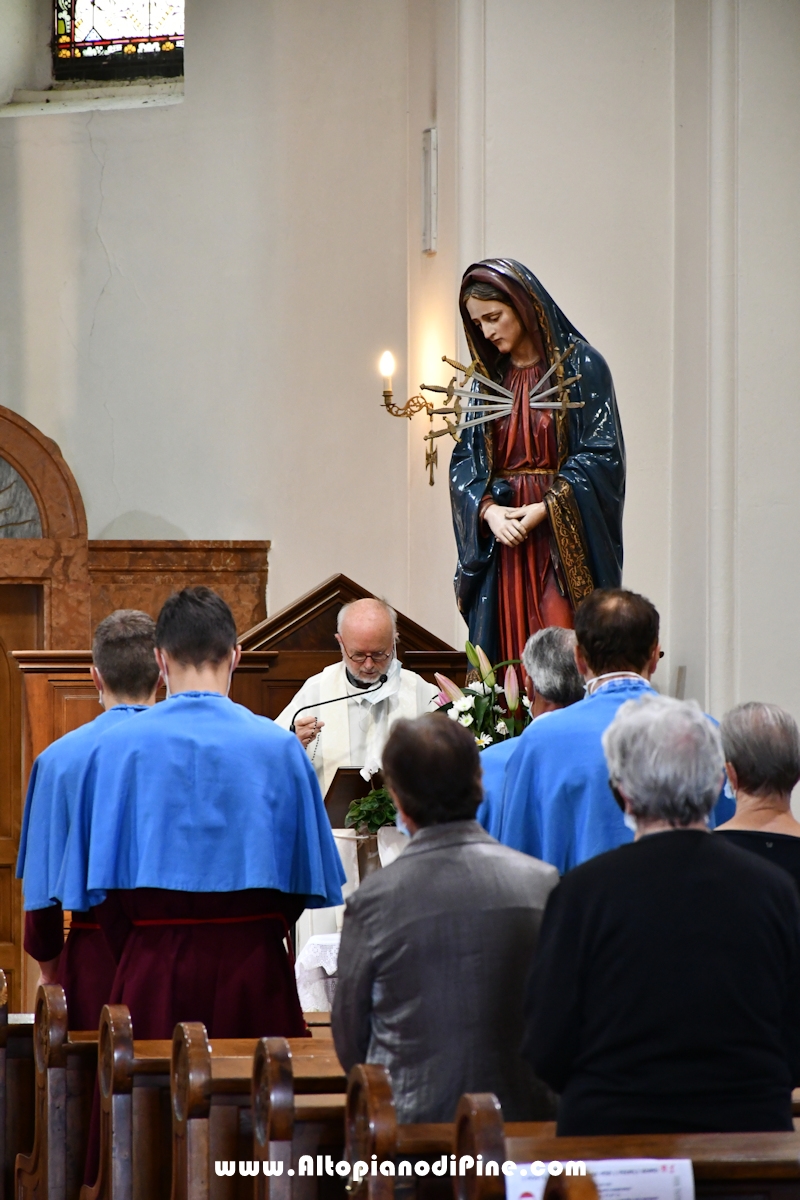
top-left (173, 1025), bottom-right (347, 1200)
top-left (453, 1094), bottom-right (800, 1200)
top-left (15, 983), bottom-right (97, 1200)
top-left (0, 968), bottom-right (35, 1200)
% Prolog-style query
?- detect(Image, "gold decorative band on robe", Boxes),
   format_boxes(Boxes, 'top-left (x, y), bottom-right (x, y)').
top-left (494, 467), bottom-right (557, 477)
top-left (543, 477), bottom-right (595, 608)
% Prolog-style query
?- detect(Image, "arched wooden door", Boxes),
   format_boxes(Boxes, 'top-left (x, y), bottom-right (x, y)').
top-left (0, 406), bottom-right (90, 1009)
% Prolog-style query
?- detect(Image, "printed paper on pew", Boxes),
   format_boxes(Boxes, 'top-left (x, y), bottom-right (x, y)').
top-left (505, 1159), bottom-right (694, 1200)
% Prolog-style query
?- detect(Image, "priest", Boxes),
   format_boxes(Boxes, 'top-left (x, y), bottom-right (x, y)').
top-left (17, 610), bottom-right (159, 1029)
top-left (58, 586), bottom-right (344, 1040)
top-left (275, 597), bottom-right (439, 795)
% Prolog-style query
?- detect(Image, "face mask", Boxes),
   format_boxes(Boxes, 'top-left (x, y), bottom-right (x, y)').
top-left (226, 647), bottom-right (238, 695)
top-left (395, 810), bottom-right (412, 838)
top-left (610, 780), bottom-right (637, 833)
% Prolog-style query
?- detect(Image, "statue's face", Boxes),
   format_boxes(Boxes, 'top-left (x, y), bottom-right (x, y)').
top-left (465, 296), bottom-right (527, 358)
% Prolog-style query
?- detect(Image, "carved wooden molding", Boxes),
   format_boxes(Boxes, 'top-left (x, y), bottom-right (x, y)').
top-left (240, 573), bottom-right (456, 653)
top-left (0, 407), bottom-right (86, 539)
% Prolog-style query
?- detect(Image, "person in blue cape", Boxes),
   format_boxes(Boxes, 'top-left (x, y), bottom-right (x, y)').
top-left (498, 589), bottom-right (735, 874)
top-left (58, 586), bottom-right (345, 1042)
top-left (477, 625), bottom-right (585, 838)
top-left (452, 259), bottom-right (625, 665)
top-left (17, 610), bottom-right (159, 1029)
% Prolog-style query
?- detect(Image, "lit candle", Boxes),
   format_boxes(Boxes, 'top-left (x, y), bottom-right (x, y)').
top-left (379, 351), bottom-right (395, 397)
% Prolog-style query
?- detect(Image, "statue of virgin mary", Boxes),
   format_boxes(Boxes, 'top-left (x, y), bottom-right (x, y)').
top-left (450, 258), bottom-right (625, 664)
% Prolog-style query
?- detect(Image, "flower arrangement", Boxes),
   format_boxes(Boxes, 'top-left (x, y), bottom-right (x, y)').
top-left (434, 643), bottom-right (531, 749)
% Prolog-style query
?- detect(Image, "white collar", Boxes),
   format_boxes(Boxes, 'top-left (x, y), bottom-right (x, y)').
top-left (345, 655), bottom-right (402, 705)
top-left (585, 671), bottom-right (647, 697)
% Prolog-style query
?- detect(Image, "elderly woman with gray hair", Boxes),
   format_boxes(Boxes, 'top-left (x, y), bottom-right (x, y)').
top-left (523, 694), bottom-right (800, 1136)
top-left (715, 703), bottom-right (800, 890)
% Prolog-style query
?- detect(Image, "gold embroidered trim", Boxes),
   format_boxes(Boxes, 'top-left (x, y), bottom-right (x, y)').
top-left (495, 467), bottom-right (556, 477)
top-left (544, 478), bottom-right (594, 608)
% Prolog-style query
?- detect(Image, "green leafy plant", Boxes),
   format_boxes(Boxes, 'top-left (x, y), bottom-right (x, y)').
top-left (344, 786), bottom-right (396, 834)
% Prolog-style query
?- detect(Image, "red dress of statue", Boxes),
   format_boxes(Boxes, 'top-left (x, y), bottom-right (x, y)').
top-left (490, 361), bottom-right (573, 663)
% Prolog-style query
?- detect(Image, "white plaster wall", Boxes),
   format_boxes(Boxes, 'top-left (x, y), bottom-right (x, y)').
top-left (736, 0), bottom-right (800, 719)
top-left (406, 0), bottom-right (469, 647)
top-left (0, 0), bottom-right (411, 616)
top-left (2, 0), bottom-right (800, 700)
top-left (482, 0), bottom-right (675, 635)
top-left (405, 0), bottom-right (677, 656)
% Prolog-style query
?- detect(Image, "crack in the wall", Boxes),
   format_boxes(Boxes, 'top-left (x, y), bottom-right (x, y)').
top-left (85, 111), bottom-right (121, 508)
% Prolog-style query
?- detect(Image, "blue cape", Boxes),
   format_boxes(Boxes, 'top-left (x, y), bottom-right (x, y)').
top-left (56, 692), bottom-right (345, 912)
top-left (16, 705), bottom-right (148, 911)
top-left (476, 738), bottom-right (521, 838)
top-left (499, 679), bottom-right (735, 874)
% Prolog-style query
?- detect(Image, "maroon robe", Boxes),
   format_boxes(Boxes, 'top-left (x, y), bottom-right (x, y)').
top-left (489, 361), bottom-right (573, 662)
top-left (84, 886), bottom-right (309, 1186)
top-left (95, 887), bottom-right (308, 1039)
top-left (24, 905), bottom-right (117, 1030)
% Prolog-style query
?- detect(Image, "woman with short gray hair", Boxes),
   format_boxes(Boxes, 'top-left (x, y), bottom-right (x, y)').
top-left (524, 693), bottom-right (800, 1136)
top-left (603, 694), bottom-right (724, 830)
top-left (715, 702), bottom-right (800, 890)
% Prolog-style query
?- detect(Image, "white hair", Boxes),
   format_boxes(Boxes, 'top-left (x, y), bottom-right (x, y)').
top-left (521, 627), bottom-right (583, 706)
top-left (336, 597), bottom-right (397, 638)
top-left (602, 694), bottom-right (724, 826)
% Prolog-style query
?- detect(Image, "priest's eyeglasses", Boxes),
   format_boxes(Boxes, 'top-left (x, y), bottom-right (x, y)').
top-left (339, 643), bottom-right (394, 665)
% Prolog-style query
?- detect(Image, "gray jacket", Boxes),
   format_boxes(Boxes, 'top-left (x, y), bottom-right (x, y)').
top-left (331, 820), bottom-right (559, 1123)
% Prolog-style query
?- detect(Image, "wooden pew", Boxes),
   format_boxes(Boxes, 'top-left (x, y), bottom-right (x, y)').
top-left (173, 1027), bottom-right (346, 1200)
top-left (453, 1094), bottom-right (800, 1200)
top-left (0, 969), bottom-right (35, 1200)
top-left (250, 1035), bottom-right (347, 1200)
top-left (304, 1015), bottom-right (332, 1042)
top-left (15, 986), bottom-right (345, 1200)
top-left (345, 1065), bottom-right (555, 1200)
top-left (15, 984), bottom-right (97, 1200)
top-left (79, 1004), bottom-right (181, 1200)
top-left (82, 1009), bottom-right (346, 1200)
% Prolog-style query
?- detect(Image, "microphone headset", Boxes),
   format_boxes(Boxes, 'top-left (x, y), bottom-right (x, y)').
top-left (289, 673), bottom-right (389, 733)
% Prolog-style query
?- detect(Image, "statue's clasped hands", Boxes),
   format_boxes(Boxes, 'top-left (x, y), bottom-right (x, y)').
top-left (484, 502), bottom-right (548, 547)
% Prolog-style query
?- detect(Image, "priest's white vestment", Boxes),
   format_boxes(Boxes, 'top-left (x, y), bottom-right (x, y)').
top-left (275, 658), bottom-right (439, 796)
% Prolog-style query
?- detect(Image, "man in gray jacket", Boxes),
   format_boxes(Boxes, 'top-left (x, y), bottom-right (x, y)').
top-left (332, 714), bottom-right (559, 1124)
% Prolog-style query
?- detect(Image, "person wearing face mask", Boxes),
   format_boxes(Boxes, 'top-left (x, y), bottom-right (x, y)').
top-left (332, 715), bottom-right (558, 1124)
top-left (523, 695), bottom-right (800, 1136)
top-left (56, 586), bottom-right (344, 1041)
top-left (17, 609), bottom-right (160, 1029)
top-left (498, 588), bottom-right (734, 874)
top-left (477, 625), bottom-right (585, 838)
top-left (275, 597), bottom-right (439, 796)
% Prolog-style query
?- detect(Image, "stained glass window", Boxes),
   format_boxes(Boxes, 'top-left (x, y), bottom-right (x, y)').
top-left (54, 1), bottom-right (184, 80)
top-left (0, 460), bottom-right (42, 539)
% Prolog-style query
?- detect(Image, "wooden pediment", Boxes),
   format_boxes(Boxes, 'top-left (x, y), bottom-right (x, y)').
top-left (239, 573), bottom-right (456, 653)
top-left (238, 574), bottom-right (468, 710)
